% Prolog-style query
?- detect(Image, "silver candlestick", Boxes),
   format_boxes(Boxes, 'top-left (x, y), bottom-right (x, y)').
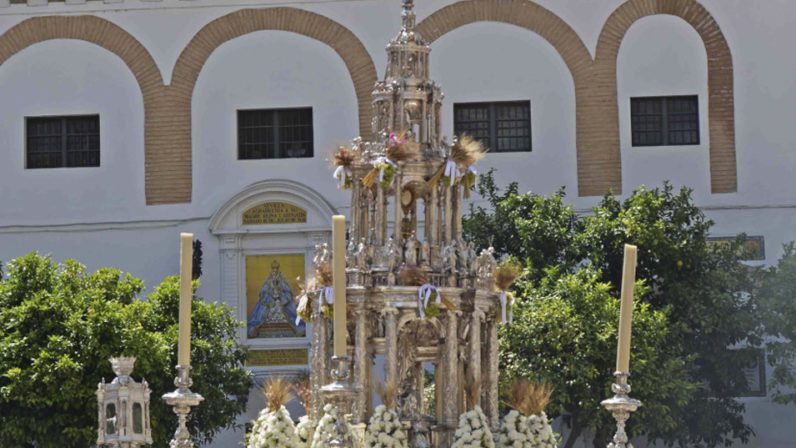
top-left (162, 365), bottom-right (204, 448)
top-left (320, 356), bottom-right (355, 447)
top-left (601, 371), bottom-right (642, 448)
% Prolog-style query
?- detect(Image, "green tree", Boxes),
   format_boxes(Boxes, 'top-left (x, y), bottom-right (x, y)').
top-left (0, 253), bottom-right (252, 447)
top-left (501, 268), bottom-right (692, 448)
top-left (465, 172), bottom-right (763, 447)
top-left (760, 243), bottom-right (796, 404)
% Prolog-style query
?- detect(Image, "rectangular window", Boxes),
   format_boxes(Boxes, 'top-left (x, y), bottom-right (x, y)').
top-left (238, 108), bottom-right (313, 160)
top-left (631, 95), bottom-right (699, 147)
top-left (26, 115), bottom-right (100, 169)
top-left (454, 101), bottom-right (531, 153)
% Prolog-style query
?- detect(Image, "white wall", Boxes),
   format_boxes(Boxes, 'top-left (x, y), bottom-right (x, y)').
top-left (0, 39), bottom-right (147, 224)
top-left (192, 30), bottom-right (358, 216)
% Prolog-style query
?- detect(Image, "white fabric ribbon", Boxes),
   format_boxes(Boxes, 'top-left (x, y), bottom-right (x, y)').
top-left (444, 160), bottom-right (461, 181)
top-left (417, 284), bottom-right (442, 318)
top-left (318, 286), bottom-right (335, 309)
top-left (332, 165), bottom-right (351, 189)
top-left (374, 156), bottom-right (397, 183)
top-left (467, 165), bottom-right (478, 176)
top-left (499, 291), bottom-right (515, 324)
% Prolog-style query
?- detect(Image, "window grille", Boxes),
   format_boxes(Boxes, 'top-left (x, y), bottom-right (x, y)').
top-left (238, 108), bottom-right (313, 160)
top-left (454, 101), bottom-right (531, 153)
top-left (26, 115), bottom-right (100, 169)
top-left (631, 96), bottom-right (699, 147)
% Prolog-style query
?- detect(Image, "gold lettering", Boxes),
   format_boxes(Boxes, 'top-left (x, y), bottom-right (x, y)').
top-left (242, 202), bottom-right (308, 225)
top-left (246, 349), bottom-right (309, 367)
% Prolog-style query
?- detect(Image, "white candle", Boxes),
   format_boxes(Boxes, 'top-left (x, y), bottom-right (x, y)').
top-left (332, 216), bottom-right (347, 357)
top-left (616, 244), bottom-right (637, 373)
top-left (178, 233), bottom-right (194, 367)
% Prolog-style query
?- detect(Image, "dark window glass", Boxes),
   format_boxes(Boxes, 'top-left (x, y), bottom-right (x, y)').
top-left (631, 96), bottom-right (699, 147)
top-left (454, 101), bottom-right (531, 153)
top-left (26, 115), bottom-right (100, 169)
top-left (238, 108), bottom-right (313, 160)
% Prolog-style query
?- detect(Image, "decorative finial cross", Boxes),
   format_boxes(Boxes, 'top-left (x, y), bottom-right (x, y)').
top-left (402, 0), bottom-right (416, 30)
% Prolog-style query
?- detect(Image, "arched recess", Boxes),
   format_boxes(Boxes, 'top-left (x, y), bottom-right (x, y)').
top-left (169, 8), bottom-right (377, 202)
top-left (416, 0), bottom-right (601, 196)
top-left (594, 0), bottom-right (737, 194)
top-left (0, 15), bottom-right (173, 204)
top-left (209, 179), bottom-right (336, 362)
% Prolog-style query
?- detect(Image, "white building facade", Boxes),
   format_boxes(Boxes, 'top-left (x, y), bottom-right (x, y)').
top-left (0, 0), bottom-right (795, 446)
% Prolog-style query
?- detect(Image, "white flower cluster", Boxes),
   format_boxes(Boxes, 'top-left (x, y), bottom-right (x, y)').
top-left (296, 415), bottom-right (313, 447)
top-left (451, 406), bottom-right (496, 448)
top-left (246, 405), bottom-right (301, 448)
top-left (365, 405), bottom-right (409, 448)
top-left (496, 410), bottom-right (559, 448)
top-left (311, 404), bottom-right (354, 448)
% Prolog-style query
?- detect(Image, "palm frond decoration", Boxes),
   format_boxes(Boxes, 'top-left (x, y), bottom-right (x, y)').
top-left (495, 258), bottom-right (523, 292)
top-left (451, 134), bottom-right (487, 167)
top-left (399, 264), bottom-right (428, 287)
top-left (377, 381), bottom-right (398, 409)
top-left (262, 377), bottom-right (293, 413)
top-left (504, 378), bottom-right (553, 417)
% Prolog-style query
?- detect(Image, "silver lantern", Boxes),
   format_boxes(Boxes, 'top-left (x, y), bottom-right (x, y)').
top-left (97, 357), bottom-right (153, 448)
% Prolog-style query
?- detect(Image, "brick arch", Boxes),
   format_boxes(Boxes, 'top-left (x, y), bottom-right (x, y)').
top-left (168, 8), bottom-right (377, 199)
top-left (594, 0), bottom-right (737, 193)
top-left (416, 0), bottom-right (611, 197)
top-left (0, 15), bottom-right (174, 203)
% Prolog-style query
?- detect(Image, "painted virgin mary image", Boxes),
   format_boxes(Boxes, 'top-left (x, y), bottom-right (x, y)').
top-left (246, 260), bottom-right (306, 338)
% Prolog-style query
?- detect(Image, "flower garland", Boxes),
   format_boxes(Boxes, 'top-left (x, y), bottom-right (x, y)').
top-left (496, 411), bottom-right (559, 448)
top-left (451, 406), bottom-right (495, 448)
top-left (311, 404), bottom-right (355, 448)
top-left (365, 405), bottom-right (409, 448)
top-left (246, 405), bottom-right (301, 448)
top-left (296, 415), bottom-right (313, 447)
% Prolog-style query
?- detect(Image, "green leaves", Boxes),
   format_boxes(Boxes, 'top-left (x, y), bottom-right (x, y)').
top-left (464, 173), bottom-right (763, 447)
top-left (760, 243), bottom-right (796, 404)
top-left (0, 253), bottom-right (251, 448)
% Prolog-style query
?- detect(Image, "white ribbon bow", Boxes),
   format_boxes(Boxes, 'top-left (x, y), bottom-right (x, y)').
top-left (417, 284), bottom-right (442, 318)
top-left (332, 166), bottom-right (351, 189)
top-left (374, 156), bottom-right (398, 183)
top-left (318, 286), bottom-right (335, 309)
top-left (295, 296), bottom-right (306, 326)
top-left (444, 160), bottom-right (461, 181)
top-left (499, 291), bottom-right (515, 324)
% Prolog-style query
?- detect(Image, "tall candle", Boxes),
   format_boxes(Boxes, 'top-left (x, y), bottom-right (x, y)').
top-left (178, 233), bottom-right (194, 367)
top-left (616, 244), bottom-right (638, 373)
top-left (332, 215), bottom-right (347, 358)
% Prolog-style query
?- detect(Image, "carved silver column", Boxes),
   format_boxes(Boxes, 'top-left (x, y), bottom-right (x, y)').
top-left (353, 308), bottom-right (369, 424)
top-left (441, 309), bottom-right (460, 446)
top-left (320, 356), bottom-right (355, 447)
top-left (484, 317), bottom-right (499, 430)
top-left (451, 184), bottom-right (462, 241)
top-left (394, 164), bottom-right (404, 250)
top-left (376, 184), bottom-right (385, 246)
top-left (443, 185), bottom-right (452, 246)
top-left (601, 372), bottom-right (642, 448)
top-left (351, 179), bottom-right (361, 243)
top-left (469, 310), bottom-right (483, 410)
top-left (310, 306), bottom-right (329, 422)
top-left (383, 307), bottom-right (399, 389)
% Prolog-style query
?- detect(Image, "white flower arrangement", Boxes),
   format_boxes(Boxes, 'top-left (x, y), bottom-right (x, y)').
top-left (365, 405), bottom-right (409, 448)
top-left (296, 415), bottom-right (313, 447)
top-left (311, 403), bottom-right (355, 448)
top-left (451, 406), bottom-right (496, 448)
top-left (496, 410), bottom-right (559, 448)
top-left (246, 405), bottom-right (301, 448)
